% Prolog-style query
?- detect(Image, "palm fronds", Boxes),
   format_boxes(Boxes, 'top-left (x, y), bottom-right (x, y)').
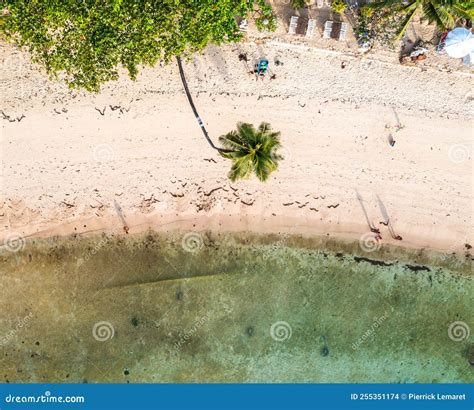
top-left (219, 122), bottom-right (282, 182)
top-left (367, 0), bottom-right (472, 41)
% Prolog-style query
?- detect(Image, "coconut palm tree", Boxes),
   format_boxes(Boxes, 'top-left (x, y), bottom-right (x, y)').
top-left (176, 56), bottom-right (225, 152)
top-left (176, 56), bottom-right (282, 182)
top-left (368, 0), bottom-right (473, 40)
top-left (218, 122), bottom-right (282, 182)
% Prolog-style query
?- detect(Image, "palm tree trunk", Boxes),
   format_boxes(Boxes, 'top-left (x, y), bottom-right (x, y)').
top-left (176, 56), bottom-right (230, 153)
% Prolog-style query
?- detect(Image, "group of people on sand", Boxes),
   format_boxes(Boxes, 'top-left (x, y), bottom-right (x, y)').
top-left (370, 215), bottom-right (403, 243)
top-left (239, 53), bottom-right (277, 81)
top-left (371, 225), bottom-right (403, 243)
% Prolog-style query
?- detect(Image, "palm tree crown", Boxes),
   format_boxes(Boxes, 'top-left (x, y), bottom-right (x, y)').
top-left (369, 0), bottom-right (473, 40)
top-left (219, 122), bottom-right (282, 182)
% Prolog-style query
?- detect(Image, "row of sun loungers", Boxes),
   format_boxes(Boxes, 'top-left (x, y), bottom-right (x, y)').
top-left (242, 15), bottom-right (347, 41)
top-left (316, 0), bottom-right (332, 7)
top-left (325, 21), bottom-right (348, 40)
top-left (339, 22), bottom-right (348, 40)
top-left (289, 16), bottom-right (348, 41)
top-left (306, 19), bottom-right (317, 38)
top-left (323, 21), bottom-right (333, 39)
top-left (288, 16), bottom-right (317, 38)
top-left (288, 16), bottom-right (299, 35)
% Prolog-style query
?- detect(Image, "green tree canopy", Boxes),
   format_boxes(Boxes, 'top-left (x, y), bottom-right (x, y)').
top-left (1, 0), bottom-right (276, 91)
top-left (219, 122), bottom-right (282, 182)
top-left (368, 0), bottom-right (473, 40)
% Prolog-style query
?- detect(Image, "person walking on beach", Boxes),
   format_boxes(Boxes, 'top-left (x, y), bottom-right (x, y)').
top-left (388, 224), bottom-right (403, 240)
top-left (388, 133), bottom-right (396, 147)
top-left (376, 195), bottom-right (403, 241)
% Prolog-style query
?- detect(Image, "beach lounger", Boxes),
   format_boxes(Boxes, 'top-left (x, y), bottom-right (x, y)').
top-left (239, 19), bottom-right (248, 33)
top-left (339, 22), bottom-right (348, 41)
top-left (306, 19), bottom-right (316, 38)
top-left (288, 16), bottom-right (299, 35)
top-left (323, 21), bottom-right (333, 39)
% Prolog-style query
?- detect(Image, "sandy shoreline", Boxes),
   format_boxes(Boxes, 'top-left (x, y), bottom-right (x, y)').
top-left (1, 41), bottom-right (473, 254)
top-left (11, 210), bottom-right (472, 257)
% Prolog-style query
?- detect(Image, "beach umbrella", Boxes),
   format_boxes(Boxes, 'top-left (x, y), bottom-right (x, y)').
top-left (444, 28), bottom-right (474, 59)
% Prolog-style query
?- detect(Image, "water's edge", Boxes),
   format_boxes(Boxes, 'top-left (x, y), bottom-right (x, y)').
top-left (1, 230), bottom-right (472, 383)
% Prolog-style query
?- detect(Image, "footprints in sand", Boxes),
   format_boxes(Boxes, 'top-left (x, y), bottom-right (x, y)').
top-left (137, 178), bottom-right (258, 214)
top-left (94, 106), bottom-right (106, 116)
top-left (2, 176), bottom-right (344, 234)
top-left (3, 176), bottom-right (262, 230)
top-left (0, 110), bottom-right (25, 122)
top-left (4, 103), bottom-right (134, 123)
top-left (94, 104), bottom-right (133, 117)
top-left (0, 199), bottom-right (39, 228)
top-left (281, 195), bottom-right (340, 214)
top-left (53, 108), bottom-right (68, 115)
top-left (95, 105), bottom-right (131, 117)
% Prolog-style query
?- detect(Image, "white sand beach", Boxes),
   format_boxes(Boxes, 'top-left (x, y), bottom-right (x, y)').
top-left (1, 41), bottom-right (473, 253)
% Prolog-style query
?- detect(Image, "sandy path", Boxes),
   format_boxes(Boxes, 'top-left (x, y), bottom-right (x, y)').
top-left (1, 41), bottom-right (473, 253)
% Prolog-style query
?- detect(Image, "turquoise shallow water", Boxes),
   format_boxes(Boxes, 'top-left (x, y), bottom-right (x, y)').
top-left (0, 231), bottom-right (472, 383)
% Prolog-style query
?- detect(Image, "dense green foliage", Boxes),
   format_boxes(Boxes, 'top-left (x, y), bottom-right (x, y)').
top-left (331, 0), bottom-right (347, 14)
top-left (219, 122), bottom-right (282, 182)
top-left (1, 0), bottom-right (276, 91)
top-left (252, 1), bottom-right (278, 31)
top-left (367, 0), bottom-right (473, 40)
top-left (291, 0), bottom-right (309, 9)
